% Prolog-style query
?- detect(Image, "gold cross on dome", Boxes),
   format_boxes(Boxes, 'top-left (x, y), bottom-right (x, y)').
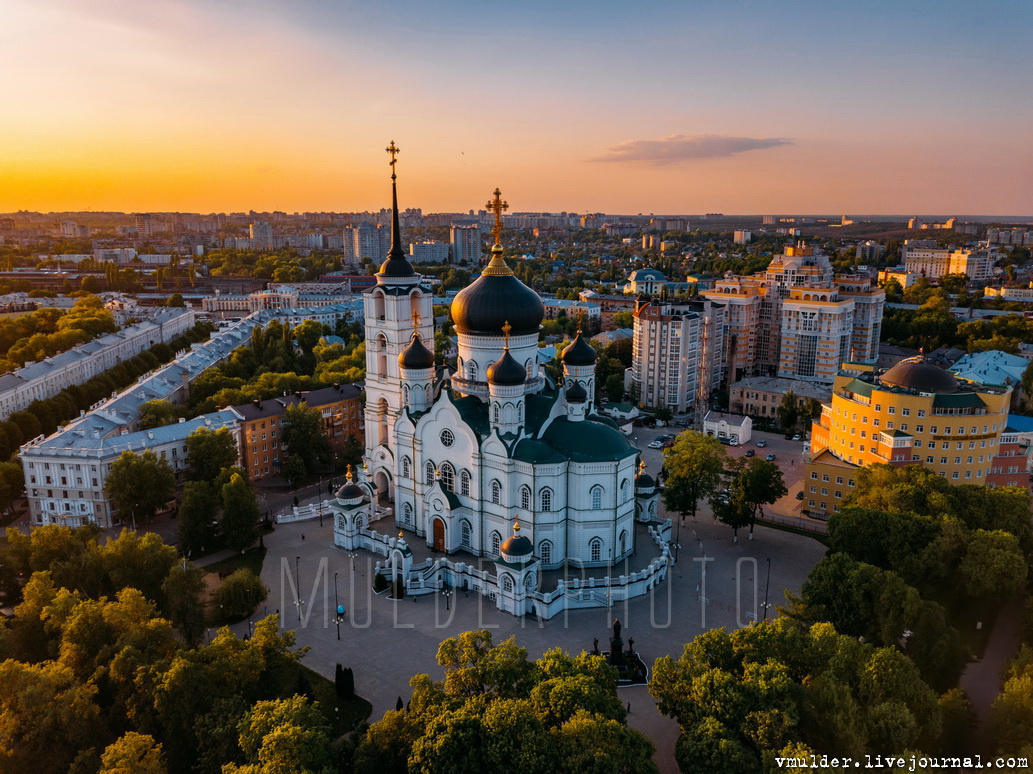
top-left (502, 320), bottom-right (512, 347)
top-left (486, 187), bottom-right (508, 247)
top-left (412, 310), bottom-right (421, 331)
top-left (386, 141), bottom-right (400, 178)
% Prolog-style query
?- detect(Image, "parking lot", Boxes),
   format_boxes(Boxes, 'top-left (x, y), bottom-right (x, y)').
top-left (628, 422), bottom-right (810, 523)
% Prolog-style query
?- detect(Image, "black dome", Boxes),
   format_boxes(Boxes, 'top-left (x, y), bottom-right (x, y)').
top-left (336, 482), bottom-right (364, 500)
top-left (379, 253), bottom-right (415, 277)
top-left (635, 471), bottom-right (656, 490)
top-left (881, 356), bottom-right (959, 394)
top-left (562, 333), bottom-right (597, 366)
top-left (398, 334), bottom-right (435, 370)
top-left (451, 254), bottom-right (544, 336)
top-left (500, 534), bottom-right (533, 557)
top-left (487, 349), bottom-right (526, 386)
top-left (566, 381), bottom-right (588, 403)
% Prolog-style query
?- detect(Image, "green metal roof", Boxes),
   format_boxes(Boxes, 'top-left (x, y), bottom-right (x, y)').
top-left (932, 392), bottom-right (986, 408)
top-left (540, 417), bottom-right (637, 463)
top-left (512, 438), bottom-right (567, 464)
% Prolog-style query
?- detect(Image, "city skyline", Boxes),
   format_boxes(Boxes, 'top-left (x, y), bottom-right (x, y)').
top-left (5, 0), bottom-right (1032, 215)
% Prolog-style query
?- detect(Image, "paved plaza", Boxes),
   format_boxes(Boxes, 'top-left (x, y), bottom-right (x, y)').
top-left (251, 489), bottom-right (827, 772)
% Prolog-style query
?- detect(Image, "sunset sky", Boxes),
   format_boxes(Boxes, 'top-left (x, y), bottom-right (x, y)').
top-left (4, 0), bottom-right (1031, 215)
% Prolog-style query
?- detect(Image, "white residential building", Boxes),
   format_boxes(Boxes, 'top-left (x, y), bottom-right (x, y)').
top-left (450, 224), bottom-right (481, 265)
top-left (409, 241), bottom-right (450, 264)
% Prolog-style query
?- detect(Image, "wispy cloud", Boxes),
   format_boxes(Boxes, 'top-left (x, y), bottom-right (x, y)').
top-left (591, 133), bottom-right (792, 164)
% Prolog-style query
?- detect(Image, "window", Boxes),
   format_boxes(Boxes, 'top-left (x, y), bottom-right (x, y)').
top-left (590, 538), bottom-right (602, 562)
top-left (591, 486), bottom-right (603, 510)
top-left (810, 472), bottom-right (818, 480)
top-left (822, 474), bottom-right (829, 482)
top-left (502, 574), bottom-right (513, 593)
top-left (460, 470), bottom-right (471, 497)
top-left (402, 457), bottom-right (411, 479)
top-left (460, 520), bottom-right (471, 549)
top-left (520, 485), bottom-right (531, 510)
top-left (492, 404), bottom-right (500, 424)
top-left (835, 477), bottom-right (843, 485)
top-left (620, 479), bottom-right (630, 502)
top-left (404, 503), bottom-right (413, 525)
top-left (440, 463), bottom-right (455, 492)
top-left (425, 462), bottom-right (435, 485)
top-left (835, 491), bottom-right (842, 499)
top-left (440, 429), bottom-right (454, 447)
top-left (491, 480), bottom-right (501, 505)
top-left (902, 408), bottom-right (910, 416)
top-left (539, 540), bottom-right (552, 564)
top-left (821, 488), bottom-right (828, 496)
top-left (917, 409), bottom-right (926, 417)
top-left (491, 531), bottom-right (501, 556)
top-left (540, 488), bottom-right (553, 511)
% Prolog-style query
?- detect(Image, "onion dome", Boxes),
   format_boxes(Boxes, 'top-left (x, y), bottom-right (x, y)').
top-left (561, 332), bottom-right (597, 366)
top-left (451, 254), bottom-right (544, 336)
top-left (565, 381), bottom-right (588, 403)
top-left (635, 460), bottom-right (656, 492)
top-left (398, 333), bottom-right (435, 370)
top-left (881, 355), bottom-right (959, 394)
top-left (336, 466), bottom-right (364, 501)
top-left (487, 348), bottom-right (526, 386)
top-left (378, 140), bottom-right (416, 278)
top-left (500, 519), bottom-right (533, 561)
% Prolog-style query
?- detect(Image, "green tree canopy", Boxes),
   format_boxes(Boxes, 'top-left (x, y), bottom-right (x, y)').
top-left (662, 432), bottom-right (729, 521)
top-left (185, 426), bottom-right (239, 481)
top-left (220, 473), bottom-right (260, 553)
top-left (104, 450), bottom-right (176, 527)
top-left (138, 400), bottom-right (180, 430)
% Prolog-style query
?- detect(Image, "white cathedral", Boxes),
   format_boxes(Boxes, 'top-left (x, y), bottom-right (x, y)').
top-left (333, 149), bottom-right (668, 616)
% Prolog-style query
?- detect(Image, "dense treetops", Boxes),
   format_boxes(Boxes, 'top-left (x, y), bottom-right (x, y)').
top-left (0, 295), bottom-right (117, 372)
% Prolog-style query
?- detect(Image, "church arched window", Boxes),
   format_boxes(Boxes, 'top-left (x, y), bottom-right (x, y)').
top-left (468, 360), bottom-right (478, 382)
top-left (539, 540), bottom-right (552, 564)
top-left (619, 529), bottom-right (628, 556)
top-left (355, 514), bottom-right (365, 529)
top-left (649, 501), bottom-right (656, 518)
top-left (620, 479), bottom-right (630, 502)
top-left (460, 470), bottom-right (471, 497)
top-left (401, 456), bottom-right (411, 479)
top-left (524, 573), bottom-right (535, 589)
top-left (490, 530), bottom-right (501, 556)
top-left (440, 463), bottom-right (455, 492)
top-left (372, 290), bottom-right (386, 320)
top-left (501, 574), bottom-right (513, 593)
top-left (525, 359), bottom-right (534, 379)
top-left (591, 486), bottom-right (604, 510)
top-left (425, 462), bottom-right (435, 486)
top-left (540, 488), bottom-right (553, 512)
top-left (491, 480), bottom-right (501, 505)
top-left (460, 520), bottom-right (472, 549)
top-left (404, 503), bottom-right (413, 525)
top-left (590, 537), bottom-right (602, 562)
top-left (520, 485), bottom-right (531, 511)
top-left (492, 403), bottom-right (500, 424)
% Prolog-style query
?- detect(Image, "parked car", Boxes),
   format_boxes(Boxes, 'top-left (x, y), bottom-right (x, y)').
top-left (792, 433), bottom-right (802, 441)
top-left (765, 453), bottom-right (776, 461)
top-left (648, 441), bottom-right (664, 449)
top-left (744, 449), bottom-right (755, 457)
top-left (756, 439), bottom-right (767, 447)
top-left (674, 420), bottom-right (688, 427)
top-left (796, 491), bottom-right (804, 500)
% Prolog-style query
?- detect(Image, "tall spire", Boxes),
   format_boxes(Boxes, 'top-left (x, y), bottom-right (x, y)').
top-left (378, 141), bottom-right (415, 278)
top-left (387, 140), bottom-right (403, 260)
top-left (482, 187), bottom-right (514, 277)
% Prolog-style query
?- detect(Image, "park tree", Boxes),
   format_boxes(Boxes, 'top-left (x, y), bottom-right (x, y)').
top-left (224, 696), bottom-right (335, 774)
top-left (958, 529), bottom-right (1028, 599)
top-left (654, 404), bottom-right (673, 423)
top-left (732, 457), bottom-right (787, 540)
top-left (139, 399), bottom-right (180, 430)
top-left (105, 450), bottom-right (175, 528)
top-left (710, 491), bottom-right (752, 542)
top-left (776, 391), bottom-right (799, 433)
top-left (185, 426), bottom-right (239, 482)
top-left (662, 432), bottom-right (728, 522)
top-left (165, 293), bottom-right (185, 308)
top-left (220, 473), bottom-right (259, 553)
top-left (161, 563), bottom-right (207, 647)
top-left (99, 732), bottom-right (166, 774)
top-left (211, 568), bottom-right (267, 623)
top-left (178, 481), bottom-right (218, 558)
top-left (605, 373), bottom-right (624, 402)
top-left (282, 402), bottom-right (332, 475)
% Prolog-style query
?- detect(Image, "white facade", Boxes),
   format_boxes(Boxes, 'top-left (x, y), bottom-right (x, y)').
top-left (409, 241), bottom-right (450, 264)
top-left (0, 309), bottom-right (196, 420)
top-left (703, 410), bottom-right (752, 444)
top-left (450, 225), bottom-right (480, 265)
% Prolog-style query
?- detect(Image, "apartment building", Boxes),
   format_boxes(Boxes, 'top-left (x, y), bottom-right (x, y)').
top-left (728, 375), bottom-right (829, 418)
top-left (450, 224), bottom-right (481, 265)
top-left (631, 297), bottom-right (725, 414)
top-left (233, 384), bottom-right (363, 481)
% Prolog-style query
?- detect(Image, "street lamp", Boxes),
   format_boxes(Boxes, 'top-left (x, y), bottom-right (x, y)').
top-left (295, 555), bottom-right (302, 621)
top-left (762, 557), bottom-right (772, 621)
top-left (441, 583), bottom-right (452, 611)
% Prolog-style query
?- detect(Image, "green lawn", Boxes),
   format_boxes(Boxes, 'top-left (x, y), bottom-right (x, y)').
top-left (205, 545), bottom-right (267, 578)
top-left (264, 658), bottom-right (372, 735)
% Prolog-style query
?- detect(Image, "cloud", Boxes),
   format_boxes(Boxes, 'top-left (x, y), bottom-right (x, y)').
top-left (591, 133), bottom-right (792, 164)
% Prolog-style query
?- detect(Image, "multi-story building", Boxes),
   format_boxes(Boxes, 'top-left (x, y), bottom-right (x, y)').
top-left (450, 224), bottom-right (481, 265)
top-left (902, 242), bottom-right (949, 279)
top-left (250, 221), bottom-right (275, 250)
top-left (578, 291), bottom-right (639, 329)
top-left (805, 357), bottom-right (1013, 517)
top-left (233, 384), bottom-right (363, 481)
top-left (22, 409), bottom-right (242, 528)
top-left (702, 243), bottom-right (884, 384)
top-left (948, 247), bottom-right (999, 281)
top-left (984, 284), bottom-right (1033, 303)
top-left (542, 299), bottom-right (600, 321)
top-left (855, 241), bottom-right (885, 262)
top-left (631, 297), bottom-right (725, 414)
top-left (728, 375), bottom-right (829, 418)
top-left (345, 223), bottom-right (389, 262)
top-left (409, 241), bottom-right (450, 264)
top-left (987, 426), bottom-right (1031, 489)
top-left (0, 309), bottom-right (196, 420)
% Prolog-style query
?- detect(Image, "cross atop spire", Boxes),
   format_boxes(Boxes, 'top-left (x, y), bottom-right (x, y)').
top-left (412, 309), bottom-right (421, 332)
top-left (502, 320), bottom-right (512, 348)
top-left (487, 188), bottom-right (509, 248)
top-left (386, 140), bottom-right (400, 179)
top-left (346, 464), bottom-right (353, 482)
